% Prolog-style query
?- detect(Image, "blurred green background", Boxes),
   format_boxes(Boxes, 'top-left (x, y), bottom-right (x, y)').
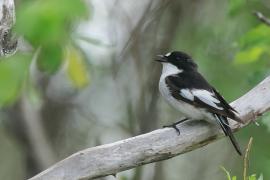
top-left (0, 0), bottom-right (270, 179)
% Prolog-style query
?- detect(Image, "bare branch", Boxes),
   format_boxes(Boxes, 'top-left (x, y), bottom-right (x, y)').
top-left (28, 76), bottom-right (270, 180)
top-left (20, 95), bottom-right (57, 169)
top-left (253, 11), bottom-right (270, 26)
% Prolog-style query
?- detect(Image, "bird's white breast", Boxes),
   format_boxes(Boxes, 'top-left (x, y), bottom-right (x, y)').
top-left (159, 63), bottom-right (214, 121)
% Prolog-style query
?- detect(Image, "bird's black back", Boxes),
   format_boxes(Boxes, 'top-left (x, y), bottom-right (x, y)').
top-left (172, 70), bottom-right (212, 91)
top-left (166, 70), bottom-right (242, 123)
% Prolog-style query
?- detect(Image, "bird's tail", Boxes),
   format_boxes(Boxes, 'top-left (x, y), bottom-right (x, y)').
top-left (214, 114), bottom-right (242, 156)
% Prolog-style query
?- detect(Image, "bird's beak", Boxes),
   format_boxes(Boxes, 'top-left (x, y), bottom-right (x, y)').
top-left (155, 55), bottom-right (168, 62)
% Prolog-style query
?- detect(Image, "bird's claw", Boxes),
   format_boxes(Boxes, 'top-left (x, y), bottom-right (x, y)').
top-left (163, 118), bottom-right (188, 135)
top-left (163, 124), bottom-right (181, 135)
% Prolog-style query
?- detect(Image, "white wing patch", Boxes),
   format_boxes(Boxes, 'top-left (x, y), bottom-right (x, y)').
top-left (192, 89), bottom-right (223, 110)
top-left (180, 89), bottom-right (194, 101)
top-left (165, 52), bottom-right (172, 57)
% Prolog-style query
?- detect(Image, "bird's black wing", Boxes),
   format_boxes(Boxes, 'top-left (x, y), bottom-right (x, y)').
top-left (212, 88), bottom-right (237, 113)
top-left (165, 73), bottom-right (243, 123)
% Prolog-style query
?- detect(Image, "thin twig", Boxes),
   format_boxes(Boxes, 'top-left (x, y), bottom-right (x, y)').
top-left (243, 137), bottom-right (253, 180)
top-left (253, 11), bottom-right (270, 26)
top-left (21, 94), bottom-right (57, 169)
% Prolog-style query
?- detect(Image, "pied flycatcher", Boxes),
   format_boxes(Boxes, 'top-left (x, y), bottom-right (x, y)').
top-left (156, 51), bottom-right (243, 155)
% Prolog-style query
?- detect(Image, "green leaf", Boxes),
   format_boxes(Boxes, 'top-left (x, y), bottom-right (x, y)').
top-left (238, 25), bottom-right (270, 49)
top-left (249, 174), bottom-right (257, 180)
top-left (234, 25), bottom-right (270, 64)
top-left (65, 46), bottom-right (90, 88)
top-left (15, 0), bottom-right (88, 46)
top-left (234, 46), bottom-right (266, 64)
top-left (0, 54), bottom-right (31, 106)
top-left (232, 176), bottom-right (237, 180)
top-left (37, 45), bottom-right (62, 74)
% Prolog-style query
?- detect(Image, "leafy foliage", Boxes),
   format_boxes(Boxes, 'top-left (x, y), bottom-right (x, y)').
top-left (0, 54), bottom-right (31, 107)
top-left (16, 0), bottom-right (88, 46)
top-left (15, 0), bottom-right (88, 73)
top-left (234, 25), bottom-right (270, 64)
top-left (37, 44), bottom-right (63, 73)
top-left (0, 0), bottom-right (89, 106)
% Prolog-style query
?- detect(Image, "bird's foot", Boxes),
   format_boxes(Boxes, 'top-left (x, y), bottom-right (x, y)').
top-left (163, 118), bottom-right (188, 135)
top-left (163, 123), bottom-right (181, 135)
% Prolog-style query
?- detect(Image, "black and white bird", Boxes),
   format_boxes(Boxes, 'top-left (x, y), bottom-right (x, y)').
top-left (156, 51), bottom-right (243, 155)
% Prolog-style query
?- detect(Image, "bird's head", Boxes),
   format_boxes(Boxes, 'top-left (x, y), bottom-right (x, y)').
top-left (156, 51), bottom-right (198, 71)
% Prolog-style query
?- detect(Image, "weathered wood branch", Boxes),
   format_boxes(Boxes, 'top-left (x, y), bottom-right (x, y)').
top-left (29, 76), bottom-right (270, 180)
top-left (0, 0), bottom-right (17, 56)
